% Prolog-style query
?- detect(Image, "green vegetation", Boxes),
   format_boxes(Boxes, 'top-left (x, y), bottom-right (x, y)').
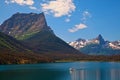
top-left (0, 32), bottom-right (30, 52)
top-left (0, 31), bottom-right (120, 65)
top-left (0, 32), bottom-right (53, 64)
top-left (15, 31), bottom-right (39, 40)
top-left (23, 30), bottom-right (80, 54)
top-left (0, 51), bottom-right (53, 64)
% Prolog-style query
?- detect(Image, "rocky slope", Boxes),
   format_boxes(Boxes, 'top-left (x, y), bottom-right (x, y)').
top-left (0, 12), bottom-right (49, 40)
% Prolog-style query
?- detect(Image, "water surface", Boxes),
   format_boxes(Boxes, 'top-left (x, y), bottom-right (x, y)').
top-left (0, 62), bottom-right (120, 80)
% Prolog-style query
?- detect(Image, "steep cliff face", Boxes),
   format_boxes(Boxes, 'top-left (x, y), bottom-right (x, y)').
top-left (0, 12), bottom-right (52, 40)
top-left (95, 34), bottom-right (106, 45)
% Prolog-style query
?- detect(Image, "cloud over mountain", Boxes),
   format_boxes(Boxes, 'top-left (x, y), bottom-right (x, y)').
top-left (41, 0), bottom-right (76, 17)
top-left (5, 0), bottom-right (76, 19)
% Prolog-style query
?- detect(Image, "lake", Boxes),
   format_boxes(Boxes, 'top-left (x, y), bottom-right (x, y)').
top-left (0, 62), bottom-right (120, 80)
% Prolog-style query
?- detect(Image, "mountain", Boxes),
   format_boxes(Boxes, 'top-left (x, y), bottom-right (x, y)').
top-left (94, 34), bottom-right (106, 45)
top-left (0, 31), bottom-right (53, 64)
top-left (0, 12), bottom-right (49, 40)
top-left (23, 30), bottom-right (80, 54)
top-left (0, 31), bottom-right (28, 52)
top-left (0, 12), bottom-right (80, 54)
top-left (0, 12), bottom-right (120, 62)
top-left (69, 34), bottom-right (120, 55)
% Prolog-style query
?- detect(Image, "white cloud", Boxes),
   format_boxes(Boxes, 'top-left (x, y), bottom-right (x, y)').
top-left (29, 6), bottom-right (37, 10)
top-left (65, 18), bottom-right (70, 22)
top-left (41, 0), bottom-right (76, 17)
top-left (68, 23), bottom-right (87, 33)
top-left (5, 0), bottom-right (34, 6)
top-left (81, 10), bottom-right (91, 23)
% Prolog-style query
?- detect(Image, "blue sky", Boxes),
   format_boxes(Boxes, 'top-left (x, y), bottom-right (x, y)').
top-left (0, 0), bottom-right (120, 42)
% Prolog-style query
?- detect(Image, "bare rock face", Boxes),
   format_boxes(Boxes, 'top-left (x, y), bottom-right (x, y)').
top-left (95, 34), bottom-right (105, 45)
top-left (0, 12), bottom-right (52, 40)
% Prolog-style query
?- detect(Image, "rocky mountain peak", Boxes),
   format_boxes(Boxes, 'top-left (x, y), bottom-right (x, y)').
top-left (0, 12), bottom-right (52, 40)
top-left (95, 34), bottom-right (105, 45)
top-left (96, 34), bottom-right (103, 40)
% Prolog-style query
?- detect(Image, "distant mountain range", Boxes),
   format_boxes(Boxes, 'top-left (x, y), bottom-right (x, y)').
top-left (69, 34), bottom-right (120, 55)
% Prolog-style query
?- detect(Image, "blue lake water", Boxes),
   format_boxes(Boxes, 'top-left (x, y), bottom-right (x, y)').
top-left (0, 62), bottom-right (120, 80)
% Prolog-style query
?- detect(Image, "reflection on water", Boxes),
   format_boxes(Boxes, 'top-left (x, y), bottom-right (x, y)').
top-left (70, 68), bottom-right (120, 80)
top-left (0, 69), bottom-right (66, 80)
top-left (0, 62), bottom-right (120, 80)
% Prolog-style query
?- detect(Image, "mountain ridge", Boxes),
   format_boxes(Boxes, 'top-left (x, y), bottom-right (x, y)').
top-left (69, 34), bottom-right (120, 55)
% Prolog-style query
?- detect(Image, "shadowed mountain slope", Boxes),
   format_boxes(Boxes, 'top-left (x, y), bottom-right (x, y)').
top-left (0, 31), bottom-right (53, 64)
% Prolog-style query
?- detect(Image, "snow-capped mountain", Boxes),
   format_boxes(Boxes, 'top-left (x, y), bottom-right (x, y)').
top-left (109, 40), bottom-right (120, 49)
top-left (69, 34), bottom-right (120, 55)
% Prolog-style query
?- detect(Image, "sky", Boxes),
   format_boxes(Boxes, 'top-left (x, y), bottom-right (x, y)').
top-left (0, 0), bottom-right (120, 42)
